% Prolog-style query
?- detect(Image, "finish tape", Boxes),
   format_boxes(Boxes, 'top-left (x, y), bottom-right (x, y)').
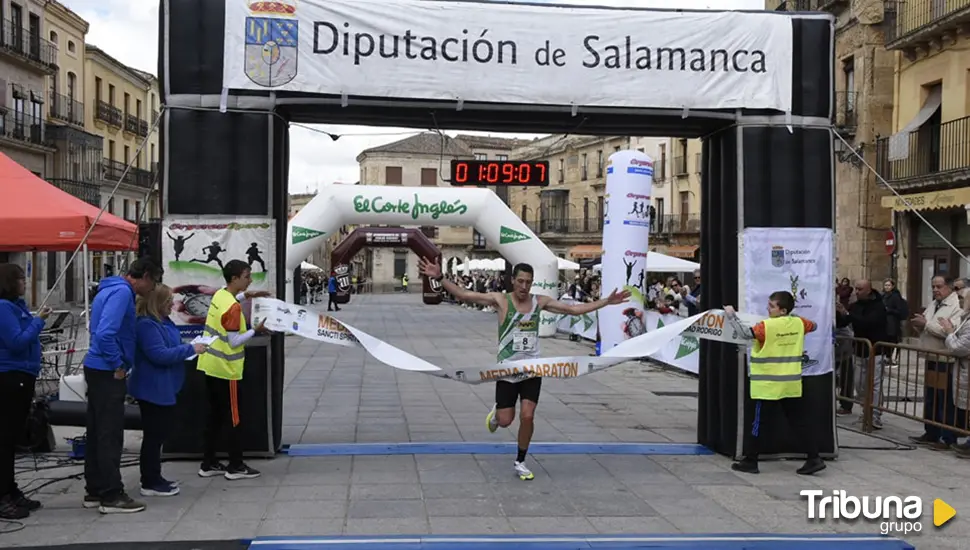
top-left (251, 298), bottom-right (761, 384)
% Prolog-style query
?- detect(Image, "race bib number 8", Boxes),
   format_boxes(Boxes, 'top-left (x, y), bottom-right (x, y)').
top-left (513, 332), bottom-right (536, 352)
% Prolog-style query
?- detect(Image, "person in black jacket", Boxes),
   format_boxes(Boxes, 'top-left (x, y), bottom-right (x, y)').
top-left (881, 279), bottom-right (909, 366)
top-left (836, 279), bottom-right (889, 428)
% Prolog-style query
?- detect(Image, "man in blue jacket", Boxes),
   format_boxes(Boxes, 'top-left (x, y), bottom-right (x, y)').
top-left (82, 258), bottom-right (161, 514)
top-left (327, 271), bottom-right (340, 312)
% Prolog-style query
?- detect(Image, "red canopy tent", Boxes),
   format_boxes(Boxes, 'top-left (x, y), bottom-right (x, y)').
top-left (0, 152), bottom-right (138, 252)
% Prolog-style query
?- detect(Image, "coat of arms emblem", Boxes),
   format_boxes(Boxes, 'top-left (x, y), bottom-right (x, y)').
top-left (770, 245), bottom-right (785, 268)
top-left (244, 0), bottom-right (299, 87)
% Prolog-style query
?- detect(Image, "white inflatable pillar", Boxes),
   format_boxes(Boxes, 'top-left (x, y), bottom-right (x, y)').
top-left (598, 150), bottom-right (654, 353)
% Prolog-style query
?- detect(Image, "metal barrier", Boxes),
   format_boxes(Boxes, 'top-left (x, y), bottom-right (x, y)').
top-left (36, 309), bottom-right (87, 397)
top-left (872, 341), bottom-right (970, 439)
top-left (837, 335), bottom-right (970, 439)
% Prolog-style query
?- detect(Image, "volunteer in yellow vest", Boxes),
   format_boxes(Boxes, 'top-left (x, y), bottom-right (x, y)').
top-left (196, 260), bottom-right (271, 480)
top-left (724, 290), bottom-right (825, 476)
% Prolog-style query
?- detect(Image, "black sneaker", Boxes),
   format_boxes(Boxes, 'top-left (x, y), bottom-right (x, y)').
top-left (198, 462), bottom-right (228, 478)
top-left (98, 493), bottom-right (146, 514)
top-left (12, 490), bottom-right (41, 511)
top-left (225, 463), bottom-right (261, 480)
top-left (731, 460), bottom-right (760, 474)
top-left (82, 494), bottom-right (100, 509)
top-left (796, 458), bottom-right (827, 475)
top-left (0, 495), bottom-right (28, 520)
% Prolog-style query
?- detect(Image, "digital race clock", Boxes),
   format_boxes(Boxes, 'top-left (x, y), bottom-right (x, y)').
top-left (450, 160), bottom-right (550, 186)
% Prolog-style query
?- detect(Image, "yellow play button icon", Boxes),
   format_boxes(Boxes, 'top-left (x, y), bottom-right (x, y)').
top-left (934, 499), bottom-right (956, 527)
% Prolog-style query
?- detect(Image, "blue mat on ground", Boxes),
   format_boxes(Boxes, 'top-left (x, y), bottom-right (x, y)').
top-left (247, 534), bottom-right (915, 550)
top-left (283, 442), bottom-right (714, 456)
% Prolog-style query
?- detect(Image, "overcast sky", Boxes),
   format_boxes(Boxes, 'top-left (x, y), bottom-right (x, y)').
top-left (62, 0), bottom-right (765, 192)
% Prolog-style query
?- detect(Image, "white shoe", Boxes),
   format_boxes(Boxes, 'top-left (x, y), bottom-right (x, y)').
top-left (514, 461), bottom-right (534, 480)
top-left (486, 404), bottom-right (499, 433)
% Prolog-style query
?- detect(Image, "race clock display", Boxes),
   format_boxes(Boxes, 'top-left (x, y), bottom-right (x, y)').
top-left (450, 160), bottom-right (550, 186)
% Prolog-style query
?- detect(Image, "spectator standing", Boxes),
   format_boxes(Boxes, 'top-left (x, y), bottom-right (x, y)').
top-left (685, 269), bottom-right (702, 316)
top-left (909, 275), bottom-right (963, 450)
top-left (327, 272), bottom-right (340, 312)
top-left (835, 280), bottom-right (889, 429)
top-left (129, 284), bottom-right (207, 497)
top-left (882, 279), bottom-right (908, 367)
top-left (83, 258), bottom-right (162, 514)
top-left (938, 289), bottom-right (970, 458)
top-left (0, 264), bottom-right (51, 519)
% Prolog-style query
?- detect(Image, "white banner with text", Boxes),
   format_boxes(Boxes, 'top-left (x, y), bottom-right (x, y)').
top-left (252, 298), bottom-right (762, 384)
top-left (223, 0), bottom-right (794, 111)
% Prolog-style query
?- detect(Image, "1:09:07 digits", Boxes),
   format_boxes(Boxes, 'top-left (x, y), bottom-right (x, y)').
top-left (452, 161), bottom-right (549, 185)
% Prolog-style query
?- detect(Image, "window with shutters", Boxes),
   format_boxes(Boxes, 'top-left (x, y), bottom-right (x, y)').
top-left (420, 168), bottom-right (437, 186)
top-left (385, 166), bottom-right (402, 185)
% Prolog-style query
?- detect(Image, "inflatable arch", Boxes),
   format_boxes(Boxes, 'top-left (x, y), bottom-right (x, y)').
top-left (160, 0), bottom-right (836, 461)
top-left (328, 226), bottom-right (444, 305)
top-left (288, 185), bottom-right (560, 334)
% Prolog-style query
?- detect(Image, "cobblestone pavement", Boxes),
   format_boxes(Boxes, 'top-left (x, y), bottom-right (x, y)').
top-left (4, 294), bottom-right (966, 547)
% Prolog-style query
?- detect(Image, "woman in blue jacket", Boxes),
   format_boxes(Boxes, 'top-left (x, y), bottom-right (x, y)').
top-left (0, 263), bottom-right (51, 519)
top-left (129, 284), bottom-right (205, 497)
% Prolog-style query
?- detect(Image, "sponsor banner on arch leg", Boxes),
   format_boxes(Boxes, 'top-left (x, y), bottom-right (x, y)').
top-left (163, 218), bottom-right (276, 338)
top-left (223, 0), bottom-right (793, 111)
top-left (742, 228), bottom-right (835, 376)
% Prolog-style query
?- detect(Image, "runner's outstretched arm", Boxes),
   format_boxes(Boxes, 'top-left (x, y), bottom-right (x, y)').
top-left (417, 256), bottom-right (498, 308)
top-left (539, 288), bottom-right (631, 315)
top-left (439, 278), bottom-right (499, 308)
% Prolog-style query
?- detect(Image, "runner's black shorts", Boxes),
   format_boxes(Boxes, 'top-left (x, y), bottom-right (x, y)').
top-left (495, 377), bottom-right (542, 409)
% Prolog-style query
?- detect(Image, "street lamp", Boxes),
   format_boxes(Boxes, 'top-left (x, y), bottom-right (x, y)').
top-left (833, 137), bottom-right (864, 167)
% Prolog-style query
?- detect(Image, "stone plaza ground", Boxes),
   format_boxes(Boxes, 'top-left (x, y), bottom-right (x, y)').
top-left (3, 294), bottom-right (967, 548)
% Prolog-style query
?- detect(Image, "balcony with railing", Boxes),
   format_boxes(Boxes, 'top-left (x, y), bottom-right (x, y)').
top-left (95, 101), bottom-right (123, 127)
top-left (672, 155), bottom-right (688, 176)
top-left (48, 179), bottom-right (100, 207)
top-left (0, 19), bottom-right (58, 73)
top-left (834, 91), bottom-right (858, 134)
top-left (124, 113), bottom-right (140, 135)
top-left (875, 115), bottom-right (970, 188)
top-left (653, 214), bottom-right (701, 235)
top-left (0, 112), bottom-right (52, 149)
top-left (138, 119), bottom-right (149, 137)
top-left (102, 159), bottom-right (156, 189)
top-left (884, 0), bottom-right (970, 54)
top-left (48, 89), bottom-right (84, 127)
top-left (770, 0), bottom-right (847, 11)
top-left (47, 125), bottom-right (103, 207)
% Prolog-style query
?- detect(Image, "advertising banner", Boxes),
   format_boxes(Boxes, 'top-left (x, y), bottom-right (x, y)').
top-left (222, 0), bottom-right (794, 112)
top-left (741, 228), bottom-right (835, 376)
top-left (599, 150), bottom-right (653, 353)
top-left (252, 298), bottom-right (764, 384)
top-left (162, 218), bottom-right (276, 337)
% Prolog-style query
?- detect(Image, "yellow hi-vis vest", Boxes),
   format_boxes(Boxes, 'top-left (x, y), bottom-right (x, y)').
top-left (749, 316), bottom-right (805, 400)
top-left (197, 288), bottom-right (248, 381)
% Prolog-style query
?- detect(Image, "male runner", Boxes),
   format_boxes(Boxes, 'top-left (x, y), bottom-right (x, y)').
top-left (418, 258), bottom-right (630, 480)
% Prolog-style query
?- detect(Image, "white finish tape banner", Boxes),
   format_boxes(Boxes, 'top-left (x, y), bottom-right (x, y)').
top-left (599, 150), bottom-right (654, 353)
top-left (742, 228), bottom-right (835, 376)
top-left (554, 308), bottom-right (751, 376)
top-left (252, 298), bottom-right (762, 384)
top-left (222, 0), bottom-right (794, 112)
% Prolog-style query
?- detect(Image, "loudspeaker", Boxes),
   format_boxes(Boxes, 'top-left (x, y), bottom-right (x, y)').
top-left (138, 221), bottom-right (163, 270)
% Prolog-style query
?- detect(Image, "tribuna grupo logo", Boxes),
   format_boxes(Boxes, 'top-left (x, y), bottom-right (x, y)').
top-left (801, 490), bottom-right (924, 535)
